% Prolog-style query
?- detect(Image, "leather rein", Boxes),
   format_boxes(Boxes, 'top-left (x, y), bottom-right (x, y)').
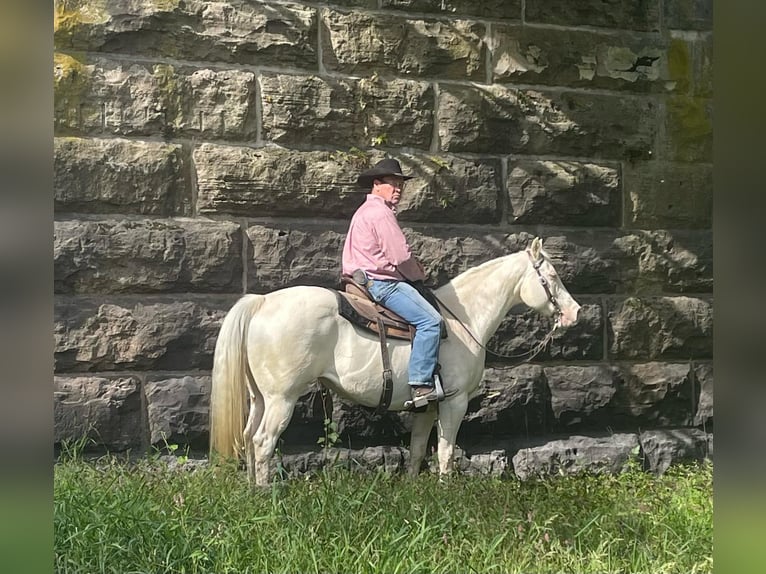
top-left (429, 251), bottom-right (562, 366)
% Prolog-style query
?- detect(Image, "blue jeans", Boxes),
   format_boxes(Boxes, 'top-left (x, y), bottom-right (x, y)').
top-left (368, 280), bottom-right (443, 387)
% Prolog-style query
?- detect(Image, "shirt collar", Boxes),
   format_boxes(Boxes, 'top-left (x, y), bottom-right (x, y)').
top-left (366, 193), bottom-right (396, 212)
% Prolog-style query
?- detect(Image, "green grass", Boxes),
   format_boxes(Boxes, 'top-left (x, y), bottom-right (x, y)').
top-left (54, 451), bottom-right (712, 574)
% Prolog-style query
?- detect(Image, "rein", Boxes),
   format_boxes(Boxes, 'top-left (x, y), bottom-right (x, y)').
top-left (430, 251), bottom-right (562, 366)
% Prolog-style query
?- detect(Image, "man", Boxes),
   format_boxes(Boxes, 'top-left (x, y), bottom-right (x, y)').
top-left (342, 158), bottom-right (444, 408)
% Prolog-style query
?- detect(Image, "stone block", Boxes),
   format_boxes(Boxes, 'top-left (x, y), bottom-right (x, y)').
top-left (537, 230), bottom-right (712, 295)
top-left (662, 96), bottom-right (713, 163)
top-left (542, 362), bottom-right (695, 430)
top-left (488, 298), bottom-right (604, 362)
top-left (694, 362), bottom-right (713, 427)
top-left (623, 161), bottom-right (712, 229)
top-left (54, 53), bottom-right (257, 139)
top-left (543, 365), bottom-right (616, 426)
top-left (54, 295), bottom-right (236, 372)
top-left (145, 375), bottom-right (211, 447)
top-left (639, 429), bottom-right (710, 474)
top-left (260, 73), bottom-right (433, 149)
top-left (381, 0), bottom-right (521, 20)
top-left (54, 137), bottom-right (190, 216)
top-left (54, 0), bottom-right (318, 68)
top-left (610, 362), bottom-right (695, 426)
top-left (246, 222), bottom-right (347, 292)
top-left (54, 375), bottom-right (144, 450)
top-left (664, 0), bottom-right (713, 31)
top-left (194, 144), bottom-right (365, 218)
top-left (438, 84), bottom-right (656, 159)
top-left (461, 365), bottom-right (550, 437)
top-left (492, 25), bottom-right (671, 92)
top-left (607, 296), bottom-right (713, 359)
top-left (512, 433), bottom-right (640, 480)
top-left (321, 9), bottom-right (485, 80)
top-left (54, 219), bottom-right (243, 294)
top-left (525, 0), bottom-right (660, 32)
top-left (394, 154), bottom-right (502, 223)
top-left (507, 159), bottom-right (620, 226)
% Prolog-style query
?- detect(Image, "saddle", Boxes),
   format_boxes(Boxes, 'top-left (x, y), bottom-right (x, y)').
top-left (334, 274), bottom-right (447, 412)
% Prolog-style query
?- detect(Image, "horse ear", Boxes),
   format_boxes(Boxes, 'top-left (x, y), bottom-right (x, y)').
top-left (530, 237), bottom-right (542, 259)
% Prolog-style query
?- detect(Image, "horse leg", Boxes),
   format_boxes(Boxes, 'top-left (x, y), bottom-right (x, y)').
top-left (243, 390), bottom-right (264, 487)
top-left (251, 395), bottom-right (297, 488)
top-left (435, 394), bottom-right (469, 476)
top-left (408, 406), bottom-right (437, 477)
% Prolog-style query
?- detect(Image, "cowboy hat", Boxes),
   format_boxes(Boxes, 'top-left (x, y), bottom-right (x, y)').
top-left (356, 158), bottom-right (414, 189)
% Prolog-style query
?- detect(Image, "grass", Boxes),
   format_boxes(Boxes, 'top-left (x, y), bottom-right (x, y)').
top-left (54, 448), bottom-right (712, 574)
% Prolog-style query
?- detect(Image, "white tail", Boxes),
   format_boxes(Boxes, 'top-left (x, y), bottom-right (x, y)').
top-left (209, 294), bottom-right (265, 460)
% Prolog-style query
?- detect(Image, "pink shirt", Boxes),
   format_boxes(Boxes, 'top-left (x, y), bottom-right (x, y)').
top-left (342, 194), bottom-right (425, 281)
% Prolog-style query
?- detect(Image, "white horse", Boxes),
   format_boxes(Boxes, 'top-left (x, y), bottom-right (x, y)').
top-left (209, 237), bottom-right (580, 486)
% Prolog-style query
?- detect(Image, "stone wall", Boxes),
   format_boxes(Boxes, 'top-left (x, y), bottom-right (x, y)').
top-left (53, 0), bottom-right (713, 476)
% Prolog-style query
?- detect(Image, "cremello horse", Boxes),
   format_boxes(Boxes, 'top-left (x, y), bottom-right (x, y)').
top-left (210, 237), bottom-right (580, 486)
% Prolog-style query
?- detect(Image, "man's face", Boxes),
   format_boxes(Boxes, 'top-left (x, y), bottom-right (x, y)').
top-left (372, 176), bottom-right (405, 206)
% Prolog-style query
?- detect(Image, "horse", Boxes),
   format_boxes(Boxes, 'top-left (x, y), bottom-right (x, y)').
top-left (209, 237), bottom-right (581, 487)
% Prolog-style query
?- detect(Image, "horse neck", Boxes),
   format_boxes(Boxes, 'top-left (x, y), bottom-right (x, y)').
top-left (436, 252), bottom-right (528, 345)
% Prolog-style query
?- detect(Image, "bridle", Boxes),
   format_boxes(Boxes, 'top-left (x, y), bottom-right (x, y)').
top-left (430, 249), bottom-right (563, 365)
top-left (529, 251), bottom-right (563, 324)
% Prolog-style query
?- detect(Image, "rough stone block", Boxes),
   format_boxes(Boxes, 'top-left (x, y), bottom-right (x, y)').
top-left (381, 0), bottom-right (521, 20)
top-left (662, 96), bottom-right (713, 162)
top-left (145, 375), bottom-right (211, 447)
top-left (438, 84), bottom-right (656, 159)
top-left (54, 137), bottom-right (190, 216)
top-left (524, 0), bottom-right (660, 32)
top-left (507, 159), bottom-right (620, 226)
top-left (462, 365), bottom-right (550, 437)
top-left (54, 295), bottom-right (236, 372)
top-left (543, 365), bottom-right (616, 426)
top-left (610, 362), bottom-right (695, 426)
top-left (664, 0), bottom-right (713, 31)
top-left (54, 0), bottom-right (318, 68)
top-left (395, 154), bottom-right (501, 223)
top-left (247, 222), bottom-right (347, 292)
top-left (260, 73), bottom-right (433, 149)
top-left (543, 362), bottom-right (695, 430)
top-left (639, 429), bottom-right (710, 474)
top-left (607, 296), bottom-right (713, 359)
top-left (538, 229), bottom-right (713, 295)
top-left (493, 25), bottom-right (670, 92)
top-left (54, 219), bottom-right (243, 294)
top-left (194, 144), bottom-right (365, 218)
top-left (488, 299), bottom-right (604, 362)
top-left (694, 362), bottom-right (713, 427)
top-left (321, 9), bottom-right (485, 80)
top-left (54, 375), bottom-right (144, 450)
top-left (54, 53), bottom-right (257, 139)
top-left (623, 161), bottom-right (712, 229)
top-left (512, 433), bottom-right (640, 480)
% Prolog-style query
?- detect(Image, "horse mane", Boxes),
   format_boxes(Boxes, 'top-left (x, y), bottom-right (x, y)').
top-left (443, 250), bottom-right (527, 293)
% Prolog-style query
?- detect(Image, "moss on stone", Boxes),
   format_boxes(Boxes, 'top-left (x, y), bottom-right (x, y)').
top-left (54, 52), bottom-right (90, 104)
top-left (667, 96), bottom-right (712, 162)
top-left (152, 63), bottom-right (182, 133)
top-left (667, 39), bottom-right (691, 93)
top-left (54, 0), bottom-right (109, 33)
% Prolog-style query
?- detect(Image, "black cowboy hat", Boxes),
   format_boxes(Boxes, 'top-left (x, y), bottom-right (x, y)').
top-left (356, 158), bottom-right (414, 189)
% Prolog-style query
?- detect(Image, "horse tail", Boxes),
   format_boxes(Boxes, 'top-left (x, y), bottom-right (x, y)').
top-left (209, 294), bottom-right (265, 460)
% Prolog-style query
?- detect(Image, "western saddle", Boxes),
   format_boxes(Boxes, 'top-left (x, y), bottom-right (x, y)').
top-left (333, 274), bottom-right (446, 412)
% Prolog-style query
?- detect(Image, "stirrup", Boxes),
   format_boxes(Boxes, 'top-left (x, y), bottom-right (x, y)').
top-left (403, 374), bottom-right (447, 410)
